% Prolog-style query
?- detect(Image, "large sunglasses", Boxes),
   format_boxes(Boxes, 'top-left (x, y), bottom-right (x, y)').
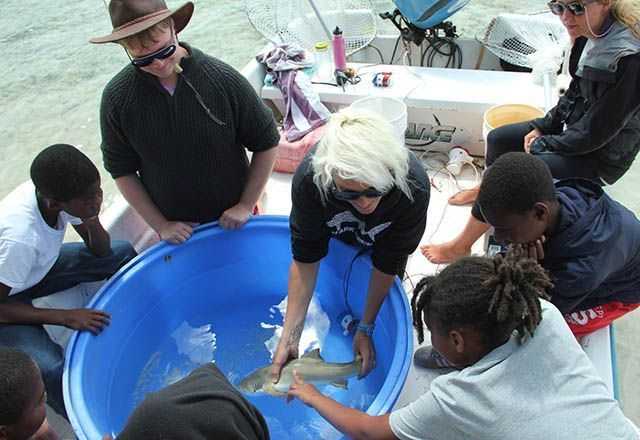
top-left (130, 43), bottom-right (177, 67)
top-left (331, 185), bottom-right (386, 201)
top-left (547, 0), bottom-right (595, 16)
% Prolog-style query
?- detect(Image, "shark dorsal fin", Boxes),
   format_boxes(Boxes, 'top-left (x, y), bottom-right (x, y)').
top-left (301, 348), bottom-right (324, 361)
top-left (331, 379), bottom-right (348, 389)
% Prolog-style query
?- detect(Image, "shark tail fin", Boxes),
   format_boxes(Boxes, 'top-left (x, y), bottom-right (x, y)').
top-left (302, 348), bottom-right (324, 361)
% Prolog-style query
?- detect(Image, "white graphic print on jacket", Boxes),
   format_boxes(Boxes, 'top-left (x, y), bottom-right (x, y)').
top-left (326, 211), bottom-right (392, 247)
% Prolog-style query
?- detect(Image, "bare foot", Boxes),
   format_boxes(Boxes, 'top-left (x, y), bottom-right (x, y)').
top-left (421, 241), bottom-right (472, 264)
top-left (448, 187), bottom-right (480, 206)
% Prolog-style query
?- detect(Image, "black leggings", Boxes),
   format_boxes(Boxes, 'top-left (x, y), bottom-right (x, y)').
top-left (471, 121), bottom-right (602, 221)
top-left (485, 121), bottom-right (601, 180)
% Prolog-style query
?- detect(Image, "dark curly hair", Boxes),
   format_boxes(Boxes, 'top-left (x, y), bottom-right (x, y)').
top-left (30, 144), bottom-right (99, 202)
top-left (411, 252), bottom-right (553, 349)
top-left (477, 152), bottom-right (557, 218)
top-left (0, 348), bottom-right (41, 425)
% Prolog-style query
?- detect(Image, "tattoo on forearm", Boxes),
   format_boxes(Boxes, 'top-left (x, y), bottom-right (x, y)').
top-left (287, 323), bottom-right (304, 348)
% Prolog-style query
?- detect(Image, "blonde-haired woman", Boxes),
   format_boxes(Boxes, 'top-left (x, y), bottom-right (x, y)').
top-left (425, 0), bottom-right (640, 264)
top-left (271, 108), bottom-right (430, 381)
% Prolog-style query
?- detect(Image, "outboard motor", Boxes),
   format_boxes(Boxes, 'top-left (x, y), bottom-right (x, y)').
top-left (380, 0), bottom-right (470, 47)
top-left (394, 0), bottom-right (470, 29)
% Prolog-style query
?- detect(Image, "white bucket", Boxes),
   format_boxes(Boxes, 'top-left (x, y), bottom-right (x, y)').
top-left (350, 96), bottom-right (408, 144)
top-left (482, 104), bottom-right (545, 154)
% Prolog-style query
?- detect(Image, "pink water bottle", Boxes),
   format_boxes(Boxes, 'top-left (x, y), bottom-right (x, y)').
top-left (332, 26), bottom-right (347, 71)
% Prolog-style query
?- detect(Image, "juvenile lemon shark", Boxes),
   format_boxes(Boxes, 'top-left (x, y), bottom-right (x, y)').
top-left (238, 349), bottom-right (362, 396)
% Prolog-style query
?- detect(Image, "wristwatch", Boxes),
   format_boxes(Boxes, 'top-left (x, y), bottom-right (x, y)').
top-left (356, 322), bottom-right (375, 337)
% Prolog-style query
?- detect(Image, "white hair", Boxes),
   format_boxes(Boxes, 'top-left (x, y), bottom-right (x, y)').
top-left (312, 107), bottom-right (412, 203)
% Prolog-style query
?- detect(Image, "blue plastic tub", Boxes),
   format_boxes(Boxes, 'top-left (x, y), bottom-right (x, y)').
top-left (64, 216), bottom-right (413, 439)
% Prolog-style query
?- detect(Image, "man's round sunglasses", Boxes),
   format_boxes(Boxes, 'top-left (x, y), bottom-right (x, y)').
top-left (547, 0), bottom-right (595, 16)
top-left (130, 43), bottom-right (177, 67)
top-left (331, 185), bottom-right (386, 201)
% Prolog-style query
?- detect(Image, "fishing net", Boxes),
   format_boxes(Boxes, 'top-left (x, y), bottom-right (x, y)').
top-left (245, 0), bottom-right (377, 56)
top-left (478, 12), bottom-right (569, 69)
top-left (478, 12), bottom-right (570, 109)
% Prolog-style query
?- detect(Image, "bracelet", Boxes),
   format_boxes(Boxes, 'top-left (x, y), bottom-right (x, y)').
top-left (356, 322), bottom-right (375, 337)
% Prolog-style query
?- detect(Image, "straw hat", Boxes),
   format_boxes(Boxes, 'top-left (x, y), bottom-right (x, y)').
top-left (90, 0), bottom-right (194, 44)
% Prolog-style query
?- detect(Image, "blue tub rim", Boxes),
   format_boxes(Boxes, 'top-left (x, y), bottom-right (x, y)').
top-left (63, 215), bottom-right (413, 438)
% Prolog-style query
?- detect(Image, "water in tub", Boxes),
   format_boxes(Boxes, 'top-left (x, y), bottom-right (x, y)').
top-left (127, 294), bottom-right (376, 440)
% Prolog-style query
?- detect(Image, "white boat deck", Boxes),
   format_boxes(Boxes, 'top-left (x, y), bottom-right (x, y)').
top-left (259, 61), bottom-right (548, 156)
top-left (261, 62), bottom-right (547, 108)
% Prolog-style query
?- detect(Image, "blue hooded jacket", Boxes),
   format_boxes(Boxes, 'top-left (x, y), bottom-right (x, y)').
top-left (544, 179), bottom-right (640, 314)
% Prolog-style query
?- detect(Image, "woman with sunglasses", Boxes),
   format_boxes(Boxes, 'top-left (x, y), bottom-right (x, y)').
top-left (423, 0), bottom-right (640, 265)
top-left (270, 107), bottom-right (429, 383)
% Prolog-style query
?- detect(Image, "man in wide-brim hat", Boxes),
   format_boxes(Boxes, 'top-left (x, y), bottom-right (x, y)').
top-left (90, 0), bottom-right (194, 44)
top-left (91, 0), bottom-right (279, 243)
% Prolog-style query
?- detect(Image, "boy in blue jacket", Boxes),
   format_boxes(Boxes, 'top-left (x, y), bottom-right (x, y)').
top-left (474, 152), bottom-right (640, 336)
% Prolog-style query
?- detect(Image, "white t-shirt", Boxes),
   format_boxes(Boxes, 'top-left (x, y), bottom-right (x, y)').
top-left (0, 181), bottom-right (81, 295)
top-left (390, 300), bottom-right (638, 440)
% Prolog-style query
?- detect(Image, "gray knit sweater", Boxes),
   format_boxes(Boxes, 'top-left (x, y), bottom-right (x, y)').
top-left (100, 43), bottom-right (279, 223)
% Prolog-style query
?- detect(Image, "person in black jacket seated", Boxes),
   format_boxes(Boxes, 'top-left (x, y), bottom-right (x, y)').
top-left (415, 153), bottom-right (640, 368)
top-left (104, 364), bottom-right (269, 440)
top-left (423, 0), bottom-right (640, 264)
top-left (271, 108), bottom-right (430, 382)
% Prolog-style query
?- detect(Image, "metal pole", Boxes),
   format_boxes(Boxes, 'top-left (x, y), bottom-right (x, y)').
top-left (305, 0), bottom-right (333, 40)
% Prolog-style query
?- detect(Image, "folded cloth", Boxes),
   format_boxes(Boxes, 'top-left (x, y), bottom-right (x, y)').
top-left (257, 44), bottom-right (331, 142)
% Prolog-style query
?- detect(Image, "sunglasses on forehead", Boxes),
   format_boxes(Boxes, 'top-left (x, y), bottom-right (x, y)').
top-left (130, 43), bottom-right (177, 67)
top-left (547, 0), bottom-right (596, 16)
top-left (331, 185), bottom-right (387, 201)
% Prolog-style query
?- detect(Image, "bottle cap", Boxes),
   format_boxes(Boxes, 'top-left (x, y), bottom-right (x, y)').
top-left (314, 41), bottom-right (329, 51)
top-left (333, 26), bottom-right (342, 35)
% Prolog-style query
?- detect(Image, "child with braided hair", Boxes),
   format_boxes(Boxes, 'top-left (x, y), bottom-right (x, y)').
top-left (287, 254), bottom-right (639, 440)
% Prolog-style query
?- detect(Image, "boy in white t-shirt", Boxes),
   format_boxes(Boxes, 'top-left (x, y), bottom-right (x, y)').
top-left (0, 144), bottom-right (136, 420)
top-left (286, 254), bottom-right (639, 440)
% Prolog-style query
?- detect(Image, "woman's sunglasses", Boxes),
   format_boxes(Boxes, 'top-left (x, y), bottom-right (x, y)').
top-left (547, 0), bottom-right (595, 16)
top-left (331, 185), bottom-right (386, 201)
top-left (130, 43), bottom-right (177, 67)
